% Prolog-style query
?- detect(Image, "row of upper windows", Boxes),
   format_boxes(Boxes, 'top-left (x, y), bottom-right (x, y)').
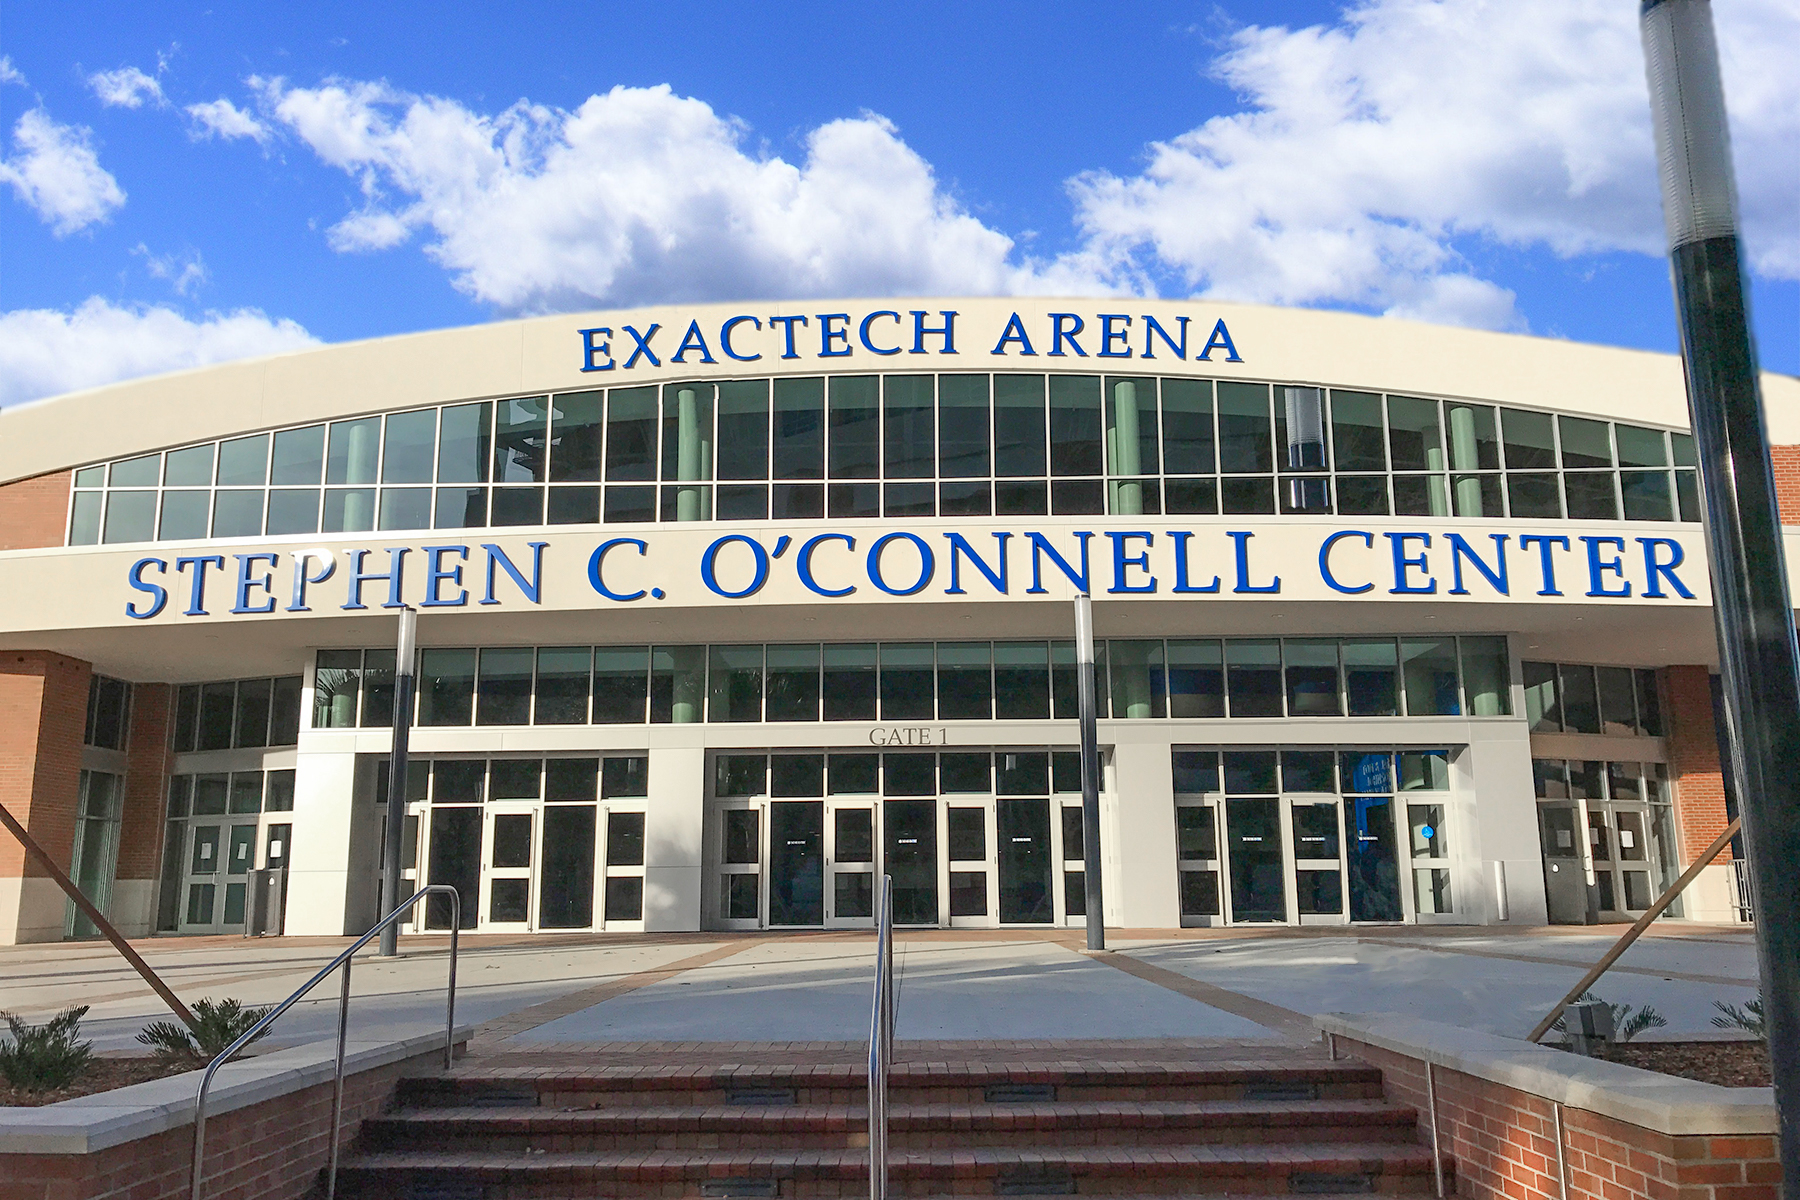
top-left (312, 634), bottom-right (1515, 731)
top-left (65, 375), bottom-right (1699, 546)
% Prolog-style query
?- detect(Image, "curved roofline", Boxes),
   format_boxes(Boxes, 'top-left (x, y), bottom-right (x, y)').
top-left (3, 296), bottom-right (1796, 485)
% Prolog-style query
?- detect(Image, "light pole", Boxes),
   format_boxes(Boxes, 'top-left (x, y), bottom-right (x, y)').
top-left (1640, 0), bottom-right (1800, 1173)
top-left (1074, 593), bottom-right (1105, 952)
top-left (378, 606), bottom-right (417, 957)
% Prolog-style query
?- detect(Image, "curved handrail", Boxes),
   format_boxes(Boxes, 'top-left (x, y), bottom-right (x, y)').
top-left (190, 884), bottom-right (460, 1200)
top-left (867, 874), bottom-right (894, 1200)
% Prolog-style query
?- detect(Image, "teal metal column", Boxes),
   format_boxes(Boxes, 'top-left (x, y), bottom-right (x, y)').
top-left (1448, 405), bottom-right (1484, 516)
top-left (1109, 380), bottom-right (1142, 516)
top-left (345, 422), bottom-right (378, 530)
top-left (676, 387), bottom-right (711, 521)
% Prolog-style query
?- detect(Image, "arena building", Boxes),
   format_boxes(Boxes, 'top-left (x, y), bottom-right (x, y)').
top-left (2, 298), bottom-right (1796, 945)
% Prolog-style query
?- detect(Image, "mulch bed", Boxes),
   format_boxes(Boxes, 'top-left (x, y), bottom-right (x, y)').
top-left (0, 1055), bottom-right (200, 1108)
top-left (1601, 1040), bottom-right (1772, 1088)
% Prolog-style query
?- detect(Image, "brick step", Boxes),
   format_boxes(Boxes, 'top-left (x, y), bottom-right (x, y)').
top-left (360, 1097), bottom-right (1420, 1153)
top-left (398, 1062), bottom-right (1384, 1110)
top-left (331, 1142), bottom-right (1446, 1199)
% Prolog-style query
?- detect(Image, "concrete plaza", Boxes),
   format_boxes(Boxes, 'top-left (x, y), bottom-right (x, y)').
top-left (0, 924), bottom-right (1760, 1055)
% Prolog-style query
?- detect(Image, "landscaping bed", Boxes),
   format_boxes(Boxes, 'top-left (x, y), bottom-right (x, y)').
top-left (0, 1055), bottom-right (199, 1108)
top-left (1600, 1039), bottom-right (1771, 1088)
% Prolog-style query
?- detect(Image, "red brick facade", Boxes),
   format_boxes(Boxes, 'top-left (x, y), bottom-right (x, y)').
top-left (0, 471), bottom-right (73, 552)
top-left (1660, 665), bottom-right (1732, 866)
top-left (0, 1049), bottom-right (438, 1200)
top-left (0, 653), bottom-right (92, 883)
top-left (1771, 444), bottom-right (1800, 526)
top-left (1339, 1036), bottom-right (1780, 1200)
top-left (117, 684), bottom-right (173, 884)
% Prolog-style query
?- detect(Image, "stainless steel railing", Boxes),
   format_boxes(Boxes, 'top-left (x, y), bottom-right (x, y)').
top-left (1730, 857), bottom-right (1756, 922)
top-left (191, 885), bottom-right (461, 1200)
top-left (867, 874), bottom-right (895, 1200)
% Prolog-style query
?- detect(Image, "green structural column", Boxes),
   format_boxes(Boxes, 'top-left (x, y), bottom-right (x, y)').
top-left (671, 645), bottom-right (705, 724)
top-left (1110, 380), bottom-right (1142, 516)
top-left (676, 387), bottom-right (711, 521)
top-left (345, 420), bottom-right (378, 531)
top-left (1449, 405), bottom-right (1485, 516)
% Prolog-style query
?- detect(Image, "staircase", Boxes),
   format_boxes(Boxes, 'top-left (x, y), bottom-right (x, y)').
top-left (331, 1044), bottom-right (1450, 1198)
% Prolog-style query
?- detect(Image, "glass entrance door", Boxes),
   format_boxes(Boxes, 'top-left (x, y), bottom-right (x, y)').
top-left (1288, 798), bottom-right (1345, 923)
top-left (769, 801), bottom-right (824, 926)
top-left (827, 802), bottom-right (876, 927)
top-left (179, 818), bottom-right (260, 933)
top-left (481, 803), bottom-right (538, 931)
top-left (1346, 796), bottom-right (1403, 922)
top-left (997, 798), bottom-right (1053, 924)
top-left (885, 799), bottom-right (939, 925)
top-left (1225, 799), bottom-right (1285, 922)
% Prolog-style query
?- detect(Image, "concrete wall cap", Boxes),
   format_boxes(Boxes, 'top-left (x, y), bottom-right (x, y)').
top-left (0, 1022), bottom-right (470, 1155)
top-left (1315, 1011), bottom-right (1776, 1136)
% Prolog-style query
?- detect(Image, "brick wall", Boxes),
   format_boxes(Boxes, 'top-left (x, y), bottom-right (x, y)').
top-left (0, 471), bottom-right (73, 552)
top-left (1338, 1035), bottom-right (1781, 1200)
top-left (116, 684), bottom-right (172, 883)
top-left (0, 1048), bottom-right (436, 1200)
top-left (0, 653), bottom-right (92, 882)
top-left (1660, 665), bottom-right (1731, 866)
top-left (1771, 444), bottom-right (1800, 526)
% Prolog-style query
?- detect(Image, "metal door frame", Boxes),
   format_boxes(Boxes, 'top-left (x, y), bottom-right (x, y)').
top-left (478, 801), bottom-right (542, 934)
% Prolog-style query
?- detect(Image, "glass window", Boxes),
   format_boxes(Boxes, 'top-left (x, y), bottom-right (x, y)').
top-left (993, 374), bottom-right (1047, 476)
top-left (829, 753), bottom-right (879, 795)
top-left (1564, 471), bottom-right (1618, 520)
top-left (1523, 661), bottom-right (1560, 731)
top-left (234, 678), bottom-right (271, 748)
top-left (1616, 425), bottom-right (1667, 468)
top-left (649, 645), bottom-right (705, 723)
top-left (829, 375), bottom-right (880, 479)
top-left (602, 755), bottom-right (648, 798)
top-left (717, 754), bottom-right (767, 798)
top-left (823, 643), bottom-right (877, 720)
top-left (495, 396), bottom-right (550, 483)
top-left (1216, 382), bottom-right (1272, 473)
top-left (215, 435), bottom-right (270, 487)
top-left (1459, 636), bottom-right (1512, 716)
top-left (605, 387), bottom-right (658, 482)
top-left (381, 410), bottom-right (437, 484)
top-left (764, 644), bottom-right (821, 722)
top-left (1166, 639), bottom-right (1224, 718)
top-left (1105, 377), bottom-right (1158, 478)
top-left (1284, 639), bottom-right (1341, 717)
top-left (771, 753), bottom-right (825, 797)
top-left (1283, 750), bottom-right (1336, 793)
top-left (1108, 639), bottom-right (1165, 719)
top-left (198, 682), bottom-right (236, 750)
top-left (1161, 378), bottom-right (1215, 475)
top-left (1226, 639), bottom-right (1282, 717)
top-left (548, 391), bottom-right (604, 483)
top-left (1445, 403), bottom-right (1500, 471)
top-left (267, 489), bottom-right (321, 535)
top-left (366, 649), bottom-right (401, 731)
top-left (313, 651), bottom-right (362, 728)
top-left (936, 642), bottom-right (992, 720)
top-left (715, 380), bottom-right (770, 481)
top-left (544, 758), bottom-right (599, 801)
top-left (1339, 638), bottom-right (1398, 717)
top-left (158, 491), bottom-right (210, 540)
top-left (879, 643), bottom-right (934, 721)
top-left (269, 676), bottom-right (302, 745)
top-left (884, 753), bottom-right (936, 796)
top-left (193, 773), bottom-right (229, 816)
top-left (102, 491), bottom-right (156, 543)
top-left (323, 487), bottom-right (376, 533)
top-left (937, 374), bottom-right (991, 478)
top-left (1172, 750), bottom-right (1220, 794)
top-left (326, 418), bottom-right (381, 485)
top-left (1500, 408), bottom-right (1556, 469)
top-left (606, 811), bottom-right (646, 868)
top-left (592, 645), bottom-right (648, 723)
top-left (1177, 806), bottom-right (1216, 861)
top-left (1276, 386), bottom-right (1326, 473)
top-left (1636, 668), bottom-right (1663, 736)
top-left (772, 377), bottom-right (825, 479)
top-left (211, 489), bottom-right (265, 538)
top-left (68, 492), bottom-right (102, 545)
top-left (1621, 470), bottom-right (1674, 521)
top-left (1559, 416), bottom-right (1614, 468)
top-left (1399, 750), bottom-right (1451, 791)
top-left (941, 752), bottom-right (990, 793)
top-left (377, 487), bottom-right (431, 532)
top-left (1402, 639), bottom-right (1461, 716)
top-left (1596, 666), bottom-right (1638, 736)
top-left (1388, 397), bottom-right (1444, 472)
top-left (997, 750), bottom-right (1048, 795)
top-left (164, 444), bottom-right (215, 487)
top-left (437, 402), bottom-right (492, 484)
top-left (419, 649), bottom-right (477, 726)
top-left (110, 454), bottom-right (161, 488)
top-left (1331, 391), bottom-right (1386, 471)
top-left (229, 771), bottom-right (263, 814)
top-left (1223, 750), bottom-right (1278, 794)
top-left (534, 647), bottom-right (591, 725)
top-left (882, 375), bottom-right (935, 479)
top-left (993, 641), bottom-right (1050, 719)
top-left (1048, 375), bottom-right (1102, 476)
top-left (1559, 664), bottom-right (1601, 734)
top-left (480, 650), bottom-right (540, 726)
top-left (708, 645), bottom-right (764, 723)
top-left (660, 382), bottom-right (715, 490)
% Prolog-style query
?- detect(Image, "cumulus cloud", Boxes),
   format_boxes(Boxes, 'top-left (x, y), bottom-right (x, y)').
top-left (0, 298), bottom-right (319, 408)
top-left (0, 109), bottom-right (126, 235)
top-left (0, 57), bottom-right (25, 87)
top-left (186, 97), bottom-right (270, 143)
top-left (88, 66), bottom-right (166, 109)
top-left (1067, 0), bottom-right (1798, 328)
top-left (252, 78), bottom-right (1103, 311)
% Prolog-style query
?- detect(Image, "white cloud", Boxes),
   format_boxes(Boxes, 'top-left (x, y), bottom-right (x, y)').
top-left (0, 57), bottom-right (25, 87)
top-left (0, 108), bottom-right (126, 235)
top-left (88, 66), bottom-right (166, 109)
top-left (132, 243), bottom-right (209, 296)
top-left (256, 78), bottom-right (1101, 311)
top-left (0, 298), bottom-right (318, 408)
top-left (185, 97), bottom-right (270, 144)
top-left (1067, 0), bottom-right (1799, 328)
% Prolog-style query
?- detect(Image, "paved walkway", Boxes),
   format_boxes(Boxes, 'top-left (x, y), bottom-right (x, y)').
top-left (0, 924), bottom-right (1760, 1053)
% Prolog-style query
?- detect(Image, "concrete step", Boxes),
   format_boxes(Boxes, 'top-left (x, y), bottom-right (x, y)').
top-left (331, 1141), bottom-right (1447, 1198)
top-left (359, 1097), bottom-right (1421, 1152)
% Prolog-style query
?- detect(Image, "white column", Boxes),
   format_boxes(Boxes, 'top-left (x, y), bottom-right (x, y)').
top-left (1107, 734), bottom-right (1181, 927)
top-left (282, 746), bottom-right (361, 936)
top-left (643, 739), bottom-right (706, 931)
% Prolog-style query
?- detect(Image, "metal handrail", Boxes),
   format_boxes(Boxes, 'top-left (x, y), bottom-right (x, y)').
top-left (191, 885), bottom-right (461, 1200)
top-left (867, 874), bottom-right (894, 1200)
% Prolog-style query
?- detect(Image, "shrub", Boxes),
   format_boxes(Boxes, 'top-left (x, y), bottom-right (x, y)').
top-left (136, 998), bottom-right (274, 1059)
top-left (0, 1006), bottom-right (94, 1091)
top-left (1549, 990), bottom-right (1668, 1043)
top-left (1710, 995), bottom-right (1764, 1038)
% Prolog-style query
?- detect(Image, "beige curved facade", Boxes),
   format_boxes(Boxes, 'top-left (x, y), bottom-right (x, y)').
top-left (1, 298), bottom-right (1793, 944)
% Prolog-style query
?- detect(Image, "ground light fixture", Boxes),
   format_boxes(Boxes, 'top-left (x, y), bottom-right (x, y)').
top-left (1641, 0), bottom-right (1800, 1173)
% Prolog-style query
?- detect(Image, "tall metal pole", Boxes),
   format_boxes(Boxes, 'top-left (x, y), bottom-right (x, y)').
top-left (378, 607), bottom-right (417, 957)
top-left (1640, 0), bottom-right (1799, 1174)
top-left (1074, 593), bottom-right (1105, 951)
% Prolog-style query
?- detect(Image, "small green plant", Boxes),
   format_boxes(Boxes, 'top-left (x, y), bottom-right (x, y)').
top-left (1549, 990), bottom-right (1669, 1043)
top-left (1710, 995), bottom-right (1764, 1038)
top-left (0, 1006), bottom-right (94, 1091)
top-left (136, 998), bottom-right (274, 1059)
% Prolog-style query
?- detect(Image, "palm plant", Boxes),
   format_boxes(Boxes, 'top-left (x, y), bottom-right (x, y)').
top-left (1548, 990), bottom-right (1668, 1043)
top-left (0, 1006), bottom-right (94, 1091)
top-left (1709, 996), bottom-right (1764, 1038)
top-left (136, 998), bottom-right (274, 1059)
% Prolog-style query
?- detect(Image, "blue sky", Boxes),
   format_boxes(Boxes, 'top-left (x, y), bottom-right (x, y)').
top-left (1, 0), bottom-right (1794, 406)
